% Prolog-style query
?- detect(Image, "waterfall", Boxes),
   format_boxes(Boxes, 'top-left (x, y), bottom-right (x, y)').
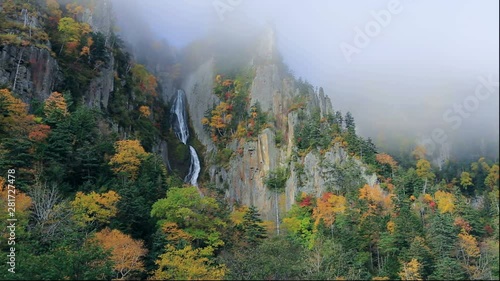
top-left (185, 146), bottom-right (201, 186)
top-left (171, 89), bottom-right (201, 189)
top-left (171, 90), bottom-right (190, 145)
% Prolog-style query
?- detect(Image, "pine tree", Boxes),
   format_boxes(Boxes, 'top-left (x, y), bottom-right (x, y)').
top-left (242, 205), bottom-right (267, 246)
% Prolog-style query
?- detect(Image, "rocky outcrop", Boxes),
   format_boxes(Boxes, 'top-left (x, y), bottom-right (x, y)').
top-left (211, 128), bottom-right (282, 221)
top-left (83, 0), bottom-right (115, 110)
top-left (249, 64), bottom-right (281, 112)
top-left (0, 44), bottom-right (61, 103)
top-left (182, 58), bottom-right (218, 152)
top-left (84, 54), bottom-right (114, 109)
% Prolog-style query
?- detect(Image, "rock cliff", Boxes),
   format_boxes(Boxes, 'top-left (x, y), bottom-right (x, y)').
top-left (179, 27), bottom-right (377, 221)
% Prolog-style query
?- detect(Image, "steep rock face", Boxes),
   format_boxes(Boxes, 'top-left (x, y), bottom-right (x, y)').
top-left (175, 27), bottom-right (376, 221)
top-left (213, 129), bottom-right (280, 220)
top-left (200, 29), bottom-right (375, 220)
top-left (207, 62), bottom-right (375, 220)
top-left (249, 64), bottom-right (281, 112)
top-left (83, 0), bottom-right (114, 110)
top-left (84, 54), bottom-right (114, 109)
top-left (0, 44), bottom-right (61, 103)
top-left (182, 58), bottom-right (218, 152)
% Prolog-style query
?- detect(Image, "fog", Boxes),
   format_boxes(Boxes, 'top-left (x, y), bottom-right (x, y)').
top-left (112, 0), bottom-right (499, 160)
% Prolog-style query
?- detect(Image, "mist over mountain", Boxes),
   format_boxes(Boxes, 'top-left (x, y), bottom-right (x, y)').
top-left (1, 0), bottom-right (499, 279)
top-left (112, 0), bottom-right (499, 161)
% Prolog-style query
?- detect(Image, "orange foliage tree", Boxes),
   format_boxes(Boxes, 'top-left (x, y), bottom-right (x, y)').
top-left (0, 88), bottom-right (35, 137)
top-left (93, 228), bottom-right (147, 280)
top-left (312, 192), bottom-right (346, 232)
top-left (376, 153), bottom-right (398, 178)
top-left (358, 184), bottom-right (393, 215)
top-left (138, 105), bottom-right (151, 118)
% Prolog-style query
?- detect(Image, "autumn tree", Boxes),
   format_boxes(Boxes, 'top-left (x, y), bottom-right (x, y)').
top-left (109, 140), bottom-right (149, 180)
top-left (0, 88), bottom-right (34, 137)
top-left (45, 0), bottom-right (62, 23)
top-left (66, 3), bottom-right (84, 20)
top-left (93, 228), bottom-right (147, 280)
top-left (138, 105), bottom-right (151, 118)
top-left (71, 190), bottom-right (120, 227)
top-left (398, 258), bottom-right (422, 280)
top-left (44, 91), bottom-right (69, 123)
top-left (457, 229), bottom-right (480, 277)
top-left (202, 101), bottom-right (232, 142)
top-left (152, 244), bottom-right (226, 280)
top-left (416, 159), bottom-right (435, 194)
top-left (131, 64), bottom-right (157, 97)
top-left (460, 171), bottom-right (473, 189)
top-left (485, 164), bottom-right (499, 189)
top-left (312, 192), bottom-right (346, 236)
top-left (434, 190), bottom-right (455, 214)
top-left (57, 17), bottom-right (91, 55)
top-left (376, 153), bottom-right (398, 178)
top-left (28, 123), bottom-right (51, 142)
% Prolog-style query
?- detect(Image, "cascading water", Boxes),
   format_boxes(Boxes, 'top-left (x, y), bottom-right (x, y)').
top-left (185, 146), bottom-right (201, 186)
top-left (171, 90), bottom-right (201, 189)
top-left (171, 90), bottom-right (190, 145)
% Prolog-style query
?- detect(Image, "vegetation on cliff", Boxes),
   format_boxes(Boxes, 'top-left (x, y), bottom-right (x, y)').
top-left (0, 0), bottom-right (498, 280)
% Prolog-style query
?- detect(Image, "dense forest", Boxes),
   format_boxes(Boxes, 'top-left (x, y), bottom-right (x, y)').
top-left (0, 0), bottom-right (498, 280)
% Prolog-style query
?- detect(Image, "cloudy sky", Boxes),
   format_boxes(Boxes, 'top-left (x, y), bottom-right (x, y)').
top-left (113, 0), bottom-right (499, 157)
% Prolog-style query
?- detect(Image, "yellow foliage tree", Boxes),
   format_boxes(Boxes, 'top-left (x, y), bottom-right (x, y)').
top-left (485, 164), bottom-right (499, 189)
top-left (398, 258), bottom-right (422, 280)
top-left (387, 221), bottom-right (395, 234)
top-left (44, 91), bottom-right (69, 122)
top-left (460, 172), bottom-right (473, 189)
top-left (434, 190), bottom-right (455, 214)
top-left (230, 206), bottom-right (249, 225)
top-left (71, 190), bottom-right (120, 227)
top-left (93, 228), bottom-right (147, 280)
top-left (152, 244), bottom-right (226, 280)
top-left (458, 230), bottom-right (480, 258)
top-left (416, 159), bottom-right (435, 194)
top-left (109, 140), bottom-right (149, 180)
